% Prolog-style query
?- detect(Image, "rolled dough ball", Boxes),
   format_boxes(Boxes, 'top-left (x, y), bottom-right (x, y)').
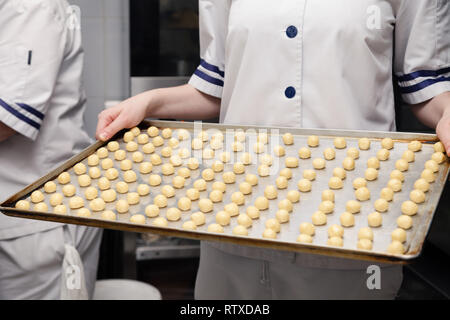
top-left (333, 137), bottom-right (346, 149)
top-left (353, 177), bottom-right (367, 190)
top-left (263, 228), bottom-right (277, 239)
top-left (377, 148), bottom-right (390, 161)
top-left (168, 137), bottom-right (179, 149)
top-left (278, 199), bottom-right (293, 213)
top-left (357, 239), bottom-right (373, 250)
top-left (311, 211), bottom-right (327, 226)
top-left (234, 141), bottom-right (245, 152)
top-left (231, 191), bottom-right (245, 205)
top-left (132, 151), bottom-right (144, 163)
top-left (161, 163), bottom-right (175, 176)
top-left (298, 179), bottom-right (312, 192)
top-left (387, 241), bottom-right (405, 254)
top-left (257, 164), bottom-right (270, 177)
top-left (186, 188), bottom-right (200, 201)
top-left (342, 157), bottom-right (355, 171)
top-left (62, 184), bottom-right (76, 197)
top-left (101, 189), bottom-right (117, 203)
top-left (397, 215), bottom-right (413, 229)
top-left (322, 189), bottom-right (335, 202)
top-left (107, 141), bottom-right (120, 152)
top-left (264, 185), bottom-right (278, 200)
top-left (421, 169), bottom-right (436, 183)
top-left (127, 192), bottom-right (140, 205)
top-left (232, 225), bottom-right (248, 236)
top-left (139, 162), bottom-right (153, 174)
top-left (44, 181), bottom-right (57, 194)
top-left (191, 211), bottom-right (206, 226)
top-left (265, 218), bottom-right (281, 233)
top-left (274, 146), bottom-right (285, 157)
top-left (408, 140), bottom-right (422, 152)
top-left (197, 130), bottom-right (208, 142)
top-left (150, 154), bottom-right (162, 166)
top-left (84, 187), bottom-right (98, 200)
top-left (78, 174), bottom-right (91, 187)
top-left (367, 211), bottom-right (382, 227)
top-left (130, 127), bottom-right (141, 136)
top-left (282, 133), bottom-right (294, 145)
top-left (234, 130), bottom-right (246, 142)
top-left (414, 179), bottom-right (430, 193)
top-left (209, 190), bottom-right (224, 203)
top-left (58, 172), bottom-right (71, 185)
top-left (114, 150), bottom-right (126, 161)
top-left (390, 170), bottom-right (405, 182)
top-left (402, 150), bottom-right (415, 163)
top-left (313, 158), bottom-right (326, 170)
top-left (433, 141), bottom-right (445, 153)
top-left (211, 161), bottom-right (224, 173)
top-left (211, 181), bottom-right (226, 193)
top-left (193, 179), bottom-right (207, 191)
top-left (142, 143), bottom-right (155, 154)
top-left (347, 147), bottom-right (360, 160)
top-left (279, 168), bottom-right (292, 180)
top-left (137, 133), bottom-right (149, 145)
top-left (346, 200), bottom-right (361, 214)
top-left (318, 200), bottom-right (334, 215)
top-left (297, 234), bottom-right (313, 244)
top-left (123, 170), bottom-right (137, 183)
top-left (401, 200), bottom-right (418, 216)
top-left (54, 205), bottom-right (67, 215)
top-left (130, 214), bottom-right (146, 224)
top-left (74, 163), bottom-right (87, 175)
top-left (380, 187), bottom-right (394, 202)
top-left (275, 176), bottom-right (288, 189)
top-left (154, 194), bottom-right (167, 208)
top-left (149, 174), bottom-right (162, 186)
top-left (87, 154), bottom-right (99, 166)
top-left (223, 172), bottom-right (236, 184)
top-left (298, 147), bottom-right (311, 159)
top-left (98, 177), bottom-right (111, 191)
top-left (233, 163), bottom-right (245, 175)
top-left (287, 190), bottom-right (301, 203)
top-left (90, 198), bottom-right (106, 212)
top-left (254, 197), bottom-right (269, 210)
top-left (49, 193), bottom-right (63, 207)
top-left (246, 206), bottom-right (260, 219)
top-left (15, 200), bottom-right (31, 210)
top-left (116, 181), bottom-right (129, 194)
top-left (260, 154), bottom-right (273, 167)
top-left (374, 198), bottom-right (389, 213)
top-left (152, 136), bottom-right (164, 147)
top-left (327, 237), bottom-right (344, 247)
top-left (410, 189), bottom-right (426, 204)
top-left (395, 159), bottom-right (409, 172)
top-left (166, 207), bottom-right (182, 221)
top-left (239, 182), bottom-right (253, 195)
top-left (120, 159), bottom-right (133, 171)
top-left (207, 223), bottom-right (224, 233)
top-left (199, 198), bottom-right (213, 213)
top-left (238, 213), bottom-right (254, 227)
top-left (33, 202), bottom-right (48, 212)
top-left (210, 138), bottom-right (223, 150)
top-left (328, 177), bottom-right (343, 190)
top-left (89, 167), bottom-right (101, 179)
top-left (97, 147), bottom-right (109, 159)
top-left (355, 187), bottom-right (370, 201)
top-left (340, 212), bottom-right (355, 227)
top-left (152, 217), bottom-right (169, 227)
top-left (391, 228), bottom-right (407, 243)
top-left (224, 203), bottom-right (239, 217)
top-left (299, 222), bottom-right (315, 236)
top-left (101, 158), bottom-right (114, 170)
top-left (76, 208), bottom-right (91, 217)
top-left (307, 135), bottom-right (319, 147)
top-left (323, 148), bottom-right (335, 161)
top-left (178, 197), bottom-right (192, 211)
top-left (182, 221), bottom-right (197, 231)
top-left (367, 157), bottom-right (380, 170)
top-left (145, 204), bottom-right (160, 218)
top-left (186, 158), bottom-right (199, 170)
top-left (69, 196), bottom-right (84, 209)
top-left (358, 227), bottom-right (374, 241)
top-left (176, 167), bottom-right (190, 179)
top-left (358, 138), bottom-right (371, 150)
top-left (381, 138), bottom-right (394, 150)
top-left (303, 169), bottom-right (316, 181)
top-left (387, 179), bottom-right (402, 192)
top-left (285, 157), bottom-right (299, 168)
top-left (126, 141), bottom-right (138, 152)
top-left (333, 167), bottom-right (346, 180)
top-left (202, 148), bottom-right (214, 160)
top-left (219, 152), bottom-right (231, 163)
top-left (328, 224), bottom-right (344, 238)
top-left (147, 126), bottom-right (159, 137)
top-left (258, 132), bottom-right (269, 145)
top-left (365, 168), bottom-right (378, 181)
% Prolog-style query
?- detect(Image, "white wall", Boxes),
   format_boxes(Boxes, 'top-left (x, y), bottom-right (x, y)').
top-left (69, 0), bottom-right (130, 137)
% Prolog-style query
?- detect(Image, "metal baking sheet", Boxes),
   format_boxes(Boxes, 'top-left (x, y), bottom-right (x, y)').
top-left (1, 120), bottom-right (448, 264)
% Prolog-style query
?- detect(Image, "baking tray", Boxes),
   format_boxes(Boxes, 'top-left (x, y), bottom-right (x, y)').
top-left (1, 120), bottom-right (448, 264)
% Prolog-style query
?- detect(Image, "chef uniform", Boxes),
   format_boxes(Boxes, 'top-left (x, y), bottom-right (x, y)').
top-left (0, 0), bottom-right (102, 299)
top-left (189, 0), bottom-right (450, 299)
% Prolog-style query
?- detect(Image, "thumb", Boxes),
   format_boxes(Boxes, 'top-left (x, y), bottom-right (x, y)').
top-left (436, 116), bottom-right (450, 157)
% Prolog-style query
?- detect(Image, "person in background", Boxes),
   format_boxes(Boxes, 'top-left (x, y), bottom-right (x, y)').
top-left (0, 0), bottom-right (102, 299)
top-left (96, 0), bottom-right (450, 299)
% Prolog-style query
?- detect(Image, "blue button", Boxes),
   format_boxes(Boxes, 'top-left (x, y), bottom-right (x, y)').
top-left (286, 25), bottom-right (298, 38)
top-left (285, 87), bottom-right (296, 99)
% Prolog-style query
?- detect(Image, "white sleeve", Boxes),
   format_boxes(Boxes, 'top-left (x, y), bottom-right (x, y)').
top-left (188, 0), bottom-right (231, 99)
top-left (0, 1), bottom-right (68, 140)
top-left (394, 0), bottom-right (450, 105)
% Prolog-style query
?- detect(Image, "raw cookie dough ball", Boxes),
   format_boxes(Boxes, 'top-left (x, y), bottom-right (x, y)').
top-left (282, 133), bottom-right (294, 145)
top-left (107, 141), bottom-right (120, 152)
top-left (380, 187), bottom-right (394, 202)
top-left (374, 198), bottom-right (389, 213)
top-left (78, 174), bottom-right (92, 187)
top-left (355, 187), bottom-right (371, 201)
top-left (285, 157), bottom-right (299, 168)
top-left (74, 163), bottom-right (87, 175)
top-left (178, 197), bottom-right (192, 211)
top-left (307, 135), bottom-right (319, 147)
top-left (298, 147), bottom-right (312, 159)
top-left (44, 181), bottom-right (57, 193)
top-left (377, 148), bottom-right (390, 161)
top-left (238, 213), bottom-right (254, 227)
top-left (358, 227), bottom-right (374, 241)
top-left (185, 189), bottom-right (200, 202)
top-left (424, 160), bottom-right (439, 173)
top-left (187, 157), bottom-right (200, 170)
top-left (101, 189), bottom-right (117, 203)
top-left (323, 148), bottom-right (335, 161)
top-left (397, 215), bottom-right (413, 230)
top-left (31, 190), bottom-right (45, 203)
top-left (311, 211), bottom-right (327, 226)
top-left (239, 182), bottom-right (253, 195)
top-left (408, 140), bottom-right (422, 152)
top-left (69, 196), bottom-right (84, 209)
top-left (263, 228), bottom-right (277, 239)
top-left (287, 190), bottom-right (301, 203)
top-left (223, 172), bottom-right (236, 184)
top-left (142, 143), bottom-right (155, 154)
top-left (297, 234), bottom-right (313, 244)
top-left (84, 187), bottom-right (98, 200)
top-left (154, 195), bottom-right (168, 208)
top-left (202, 148), bottom-right (214, 160)
top-left (274, 146), bottom-right (285, 157)
top-left (89, 167), bottom-right (101, 179)
top-left (233, 141), bottom-right (244, 152)
top-left (358, 138), bottom-right (371, 150)
top-left (49, 193), bottom-right (63, 207)
top-left (391, 228), bottom-right (407, 243)
top-left (120, 159), bottom-right (133, 171)
top-left (97, 147), bottom-right (109, 159)
top-left (90, 198), bottom-right (106, 212)
top-left (101, 210), bottom-right (116, 220)
top-left (278, 199), bottom-right (293, 213)
top-left (414, 179), bottom-right (430, 193)
top-left (130, 214), bottom-right (146, 224)
top-left (168, 137), bottom-right (179, 149)
top-left (381, 138), bottom-right (394, 150)
top-left (114, 150), bottom-right (127, 161)
top-left (210, 138), bottom-right (223, 150)
top-left (301, 170), bottom-right (316, 182)
top-left (342, 157), bottom-right (355, 171)
top-left (297, 179), bottom-right (312, 192)
top-left (149, 174), bottom-right (162, 186)
top-left (33, 202), bottom-right (48, 212)
top-left (199, 198), bottom-right (214, 213)
top-left (432, 152), bottom-right (446, 164)
top-left (340, 212), bottom-right (355, 227)
top-left (76, 208), bottom-right (91, 217)
top-left (232, 225), bottom-right (248, 236)
top-left (62, 184), bottom-right (76, 197)
top-left (402, 150), bottom-right (415, 163)
top-left (231, 191), bottom-right (245, 205)
top-left (322, 190), bottom-right (335, 202)
top-left (395, 159), bottom-right (409, 172)
top-left (58, 172), bottom-right (71, 185)
top-left (333, 167), bottom-right (346, 180)
top-left (161, 163), bottom-right (175, 176)
top-left (54, 205), bottom-right (67, 215)
top-left (254, 196), bottom-right (269, 210)
top-left (357, 239), bottom-right (373, 250)
top-left (140, 162), bottom-right (153, 174)
top-left (327, 237), bottom-right (344, 247)
top-left (421, 169), bottom-right (436, 183)
top-left (347, 147), bottom-right (360, 160)
top-left (387, 179), bottom-right (402, 192)
top-left (101, 158), bottom-right (114, 170)
top-left (172, 176), bottom-right (186, 189)
top-left (257, 164), bottom-right (270, 177)
top-left (127, 192), bottom-right (140, 205)
top-left (209, 190), bottom-right (224, 203)
top-left (98, 177), bottom-right (111, 191)
top-left (279, 168), bottom-right (292, 180)
top-left (312, 158), bottom-right (326, 170)
top-left (333, 137), bottom-right (346, 149)
top-left (211, 161), bottom-right (224, 173)
top-left (365, 168), bottom-right (378, 181)
top-left (387, 241), bottom-right (405, 254)
top-left (130, 127), bottom-right (141, 137)
top-left (265, 218), bottom-right (281, 233)
top-left (264, 185), bottom-right (278, 200)
top-left (234, 130), bottom-right (246, 142)
top-left (166, 208), bottom-right (182, 221)
top-left (136, 184), bottom-right (150, 197)
top-left (15, 200), bottom-right (31, 210)
top-left (367, 211), bottom-right (382, 227)
top-left (328, 177), bottom-right (343, 190)
top-left (147, 126), bottom-right (159, 137)
top-left (246, 206), bottom-right (260, 219)
top-left (145, 204), bottom-right (160, 218)
top-left (274, 209), bottom-right (289, 223)
top-left (238, 153), bottom-right (251, 166)
top-left (434, 141), bottom-right (445, 153)
top-left (160, 128), bottom-right (172, 139)
top-left (207, 223), bottom-right (224, 233)
top-left (191, 211), bottom-right (206, 226)
top-left (152, 217), bottom-right (169, 227)
top-left (116, 181), bottom-right (129, 194)
top-left (328, 224), bottom-right (344, 238)
top-left (233, 163), bottom-right (245, 175)
top-left (299, 222), bottom-right (315, 236)
top-left (319, 200), bottom-right (335, 214)
top-left (224, 203), bottom-right (240, 217)
top-left (346, 200), bottom-right (361, 214)
top-left (152, 136), bottom-right (164, 147)
top-left (401, 200), bottom-right (418, 216)
top-left (410, 189), bottom-right (426, 204)
top-left (367, 158), bottom-right (380, 171)
top-left (260, 154), bottom-right (273, 166)
top-left (219, 152), bottom-right (231, 163)
top-left (193, 179), bottom-right (207, 191)
top-left (275, 176), bottom-right (288, 190)
top-left (132, 151), bottom-right (144, 163)
top-left (126, 141), bottom-right (139, 152)
top-left (87, 154), bottom-right (99, 167)
top-left (212, 181), bottom-right (227, 193)
top-left (353, 177), bottom-right (367, 190)
top-left (137, 133), bottom-right (149, 145)
top-left (124, 170), bottom-right (137, 183)
top-left (182, 221), bottom-right (197, 231)
top-left (390, 170), bottom-right (405, 182)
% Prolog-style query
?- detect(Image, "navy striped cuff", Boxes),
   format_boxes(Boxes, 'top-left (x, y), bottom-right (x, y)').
top-left (0, 98), bottom-right (43, 130)
top-left (398, 67), bottom-right (450, 94)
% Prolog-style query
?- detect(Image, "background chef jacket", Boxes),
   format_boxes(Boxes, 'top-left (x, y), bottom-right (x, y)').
top-left (189, 0), bottom-right (450, 267)
top-left (0, 0), bottom-right (92, 240)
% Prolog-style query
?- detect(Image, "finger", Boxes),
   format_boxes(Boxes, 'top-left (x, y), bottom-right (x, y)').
top-left (96, 108), bottom-right (121, 140)
top-left (99, 113), bottom-right (129, 141)
top-left (436, 117), bottom-right (450, 156)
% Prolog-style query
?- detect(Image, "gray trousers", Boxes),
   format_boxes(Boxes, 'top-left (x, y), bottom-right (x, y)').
top-left (195, 242), bottom-right (403, 300)
top-left (0, 225), bottom-right (102, 300)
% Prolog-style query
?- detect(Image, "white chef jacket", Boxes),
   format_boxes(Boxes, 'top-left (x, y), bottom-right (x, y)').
top-left (0, 0), bottom-right (92, 240)
top-left (189, 0), bottom-right (450, 266)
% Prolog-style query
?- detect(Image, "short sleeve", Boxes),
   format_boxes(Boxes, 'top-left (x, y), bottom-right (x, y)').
top-left (394, 0), bottom-right (450, 105)
top-left (0, 1), bottom-right (68, 140)
top-left (188, 0), bottom-right (231, 99)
